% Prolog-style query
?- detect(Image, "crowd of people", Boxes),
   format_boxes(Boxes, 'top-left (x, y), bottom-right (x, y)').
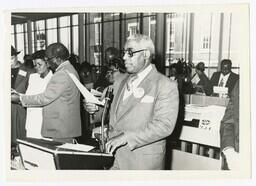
top-left (10, 34), bottom-right (239, 170)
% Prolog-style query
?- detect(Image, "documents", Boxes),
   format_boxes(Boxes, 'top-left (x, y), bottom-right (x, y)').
top-left (66, 71), bottom-right (104, 106)
top-left (57, 143), bottom-right (95, 152)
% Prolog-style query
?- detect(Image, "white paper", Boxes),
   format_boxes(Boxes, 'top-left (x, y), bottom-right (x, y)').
top-left (57, 143), bottom-right (95, 152)
top-left (91, 88), bottom-right (103, 97)
top-left (66, 71), bottom-right (104, 106)
top-left (198, 105), bottom-right (226, 131)
top-left (191, 73), bottom-right (200, 84)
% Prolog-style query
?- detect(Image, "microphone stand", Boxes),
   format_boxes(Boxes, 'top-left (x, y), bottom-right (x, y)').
top-left (100, 86), bottom-right (113, 153)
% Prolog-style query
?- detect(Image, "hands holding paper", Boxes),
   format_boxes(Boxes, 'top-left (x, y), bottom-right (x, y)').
top-left (11, 89), bottom-right (21, 103)
top-left (83, 100), bottom-right (99, 114)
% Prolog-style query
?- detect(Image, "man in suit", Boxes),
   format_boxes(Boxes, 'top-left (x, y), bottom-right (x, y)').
top-left (11, 46), bottom-right (34, 153)
top-left (220, 81), bottom-right (239, 170)
top-left (86, 34), bottom-right (179, 169)
top-left (12, 43), bottom-right (81, 143)
top-left (210, 59), bottom-right (239, 96)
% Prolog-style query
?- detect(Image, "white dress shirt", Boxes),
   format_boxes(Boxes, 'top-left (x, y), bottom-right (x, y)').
top-left (25, 71), bottom-right (53, 138)
top-left (218, 72), bottom-right (231, 87)
top-left (123, 64), bottom-right (152, 100)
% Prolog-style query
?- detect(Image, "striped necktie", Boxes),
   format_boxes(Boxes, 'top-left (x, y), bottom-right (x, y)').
top-left (218, 78), bottom-right (224, 87)
top-left (126, 75), bottom-right (138, 91)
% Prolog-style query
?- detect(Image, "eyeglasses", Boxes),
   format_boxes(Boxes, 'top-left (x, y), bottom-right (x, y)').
top-left (44, 56), bottom-right (56, 62)
top-left (122, 48), bottom-right (146, 58)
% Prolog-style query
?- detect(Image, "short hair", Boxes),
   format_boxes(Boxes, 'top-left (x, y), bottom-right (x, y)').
top-left (79, 61), bottom-right (92, 73)
top-left (221, 59), bottom-right (232, 67)
top-left (196, 62), bottom-right (205, 72)
top-left (126, 34), bottom-right (155, 56)
top-left (105, 47), bottom-right (119, 57)
top-left (32, 50), bottom-right (46, 60)
top-left (45, 43), bottom-right (69, 61)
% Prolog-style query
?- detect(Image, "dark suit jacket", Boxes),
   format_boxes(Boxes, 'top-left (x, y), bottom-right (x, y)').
top-left (210, 71), bottom-right (239, 95)
top-left (220, 81), bottom-right (239, 152)
top-left (21, 61), bottom-right (81, 139)
top-left (197, 72), bottom-right (212, 96)
top-left (11, 65), bottom-right (35, 144)
top-left (219, 81), bottom-right (239, 170)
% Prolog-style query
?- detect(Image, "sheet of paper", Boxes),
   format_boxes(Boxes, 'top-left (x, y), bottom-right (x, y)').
top-left (66, 71), bottom-right (104, 106)
top-left (91, 88), bottom-right (103, 97)
top-left (191, 73), bottom-right (200, 84)
top-left (57, 143), bottom-right (95, 152)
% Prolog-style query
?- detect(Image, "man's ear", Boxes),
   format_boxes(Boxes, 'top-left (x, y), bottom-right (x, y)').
top-left (143, 49), bottom-right (151, 59)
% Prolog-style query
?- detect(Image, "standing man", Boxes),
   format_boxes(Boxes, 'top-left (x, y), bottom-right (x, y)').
top-left (220, 81), bottom-right (239, 170)
top-left (210, 59), bottom-right (239, 96)
top-left (87, 34), bottom-right (179, 169)
top-left (11, 46), bottom-right (34, 153)
top-left (12, 43), bottom-right (81, 143)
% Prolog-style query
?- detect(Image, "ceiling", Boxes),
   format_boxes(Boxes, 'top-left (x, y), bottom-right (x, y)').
top-left (11, 13), bottom-right (75, 25)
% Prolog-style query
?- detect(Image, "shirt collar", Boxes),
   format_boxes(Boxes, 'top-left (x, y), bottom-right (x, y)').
top-left (220, 72), bottom-right (231, 79)
top-left (56, 60), bottom-right (69, 72)
top-left (136, 64), bottom-right (152, 80)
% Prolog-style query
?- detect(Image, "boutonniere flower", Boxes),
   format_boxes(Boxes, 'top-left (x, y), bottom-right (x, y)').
top-left (133, 87), bottom-right (145, 98)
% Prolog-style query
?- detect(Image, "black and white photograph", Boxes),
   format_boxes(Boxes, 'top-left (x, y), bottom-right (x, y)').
top-left (0, 0), bottom-right (254, 185)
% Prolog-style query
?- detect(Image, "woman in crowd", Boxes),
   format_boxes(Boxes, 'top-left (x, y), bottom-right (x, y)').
top-left (25, 50), bottom-right (53, 139)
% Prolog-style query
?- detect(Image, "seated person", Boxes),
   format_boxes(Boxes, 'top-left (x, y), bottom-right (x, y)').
top-left (210, 59), bottom-right (239, 96)
top-left (191, 62), bottom-right (212, 96)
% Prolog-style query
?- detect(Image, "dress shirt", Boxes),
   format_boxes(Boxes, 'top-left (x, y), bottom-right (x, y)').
top-left (218, 72), bottom-right (231, 87)
top-left (123, 64), bottom-right (152, 100)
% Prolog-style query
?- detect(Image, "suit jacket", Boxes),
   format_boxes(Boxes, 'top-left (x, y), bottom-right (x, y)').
top-left (220, 81), bottom-right (239, 152)
top-left (21, 61), bottom-right (81, 139)
top-left (11, 65), bottom-right (35, 144)
top-left (210, 71), bottom-right (239, 95)
top-left (109, 65), bottom-right (179, 169)
top-left (196, 72), bottom-right (212, 96)
top-left (12, 65), bottom-right (35, 93)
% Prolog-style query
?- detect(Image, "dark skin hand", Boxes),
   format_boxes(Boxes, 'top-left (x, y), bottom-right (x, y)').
top-left (11, 92), bottom-right (20, 103)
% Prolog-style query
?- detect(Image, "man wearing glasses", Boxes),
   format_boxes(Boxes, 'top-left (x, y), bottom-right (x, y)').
top-left (86, 34), bottom-right (179, 169)
top-left (11, 43), bottom-right (81, 143)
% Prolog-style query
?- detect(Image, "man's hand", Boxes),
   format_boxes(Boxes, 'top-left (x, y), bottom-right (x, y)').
top-left (223, 148), bottom-right (240, 170)
top-left (106, 133), bottom-right (127, 154)
top-left (11, 92), bottom-right (20, 103)
top-left (83, 100), bottom-right (99, 114)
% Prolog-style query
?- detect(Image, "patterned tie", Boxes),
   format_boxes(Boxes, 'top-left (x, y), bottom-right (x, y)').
top-left (126, 74), bottom-right (138, 91)
top-left (218, 78), bottom-right (224, 87)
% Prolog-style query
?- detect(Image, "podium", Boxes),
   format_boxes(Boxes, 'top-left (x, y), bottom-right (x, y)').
top-left (170, 94), bottom-right (229, 170)
top-left (17, 138), bottom-right (114, 170)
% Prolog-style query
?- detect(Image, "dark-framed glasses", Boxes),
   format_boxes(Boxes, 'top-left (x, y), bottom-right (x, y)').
top-left (122, 48), bottom-right (147, 58)
top-left (44, 56), bottom-right (56, 62)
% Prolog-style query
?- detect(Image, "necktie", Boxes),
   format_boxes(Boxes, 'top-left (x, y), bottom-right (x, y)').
top-left (126, 75), bottom-right (138, 91)
top-left (219, 78), bottom-right (224, 87)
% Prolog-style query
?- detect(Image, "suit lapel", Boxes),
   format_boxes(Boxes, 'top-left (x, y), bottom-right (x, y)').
top-left (111, 76), bottom-right (129, 122)
top-left (225, 72), bottom-right (233, 89)
top-left (114, 67), bottom-right (157, 124)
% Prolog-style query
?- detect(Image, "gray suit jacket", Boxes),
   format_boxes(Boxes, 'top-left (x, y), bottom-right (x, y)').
top-left (109, 65), bottom-right (179, 169)
top-left (21, 61), bottom-right (81, 139)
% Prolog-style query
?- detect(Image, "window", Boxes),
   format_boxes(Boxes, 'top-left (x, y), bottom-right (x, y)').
top-left (59, 16), bottom-right (71, 51)
top-left (47, 18), bottom-right (57, 45)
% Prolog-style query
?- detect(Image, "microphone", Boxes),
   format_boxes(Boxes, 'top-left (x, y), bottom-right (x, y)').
top-left (100, 86), bottom-right (113, 152)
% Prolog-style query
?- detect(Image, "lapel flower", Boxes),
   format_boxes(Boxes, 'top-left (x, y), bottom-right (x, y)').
top-left (133, 87), bottom-right (145, 98)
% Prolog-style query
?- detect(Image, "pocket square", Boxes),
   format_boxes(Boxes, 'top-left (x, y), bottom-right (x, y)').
top-left (141, 95), bottom-right (154, 103)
